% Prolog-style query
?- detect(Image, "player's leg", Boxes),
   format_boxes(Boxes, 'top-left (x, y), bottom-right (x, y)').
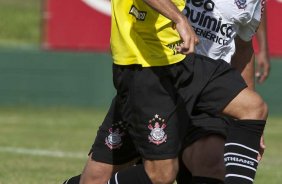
top-left (177, 115), bottom-right (227, 184)
top-left (177, 55), bottom-right (257, 184)
top-left (222, 87), bottom-right (267, 184)
top-left (173, 55), bottom-right (228, 184)
top-left (62, 66), bottom-right (138, 184)
top-left (80, 157), bottom-right (113, 184)
top-left (106, 99), bottom-right (181, 184)
top-left (79, 154), bottom-right (139, 184)
top-left (108, 63), bottom-right (192, 184)
top-left (108, 159), bottom-right (179, 184)
top-left (180, 135), bottom-right (225, 184)
top-left (63, 161), bottom-right (133, 184)
top-left (79, 64), bottom-right (143, 183)
top-left (63, 174), bottom-right (81, 184)
top-left (183, 55), bottom-right (267, 184)
top-left (223, 87), bottom-right (267, 119)
top-left (80, 126), bottom-right (139, 184)
top-left (198, 57), bottom-right (267, 183)
top-left (231, 51), bottom-right (266, 161)
top-left (63, 117), bottom-right (139, 184)
top-left (176, 153), bottom-right (193, 184)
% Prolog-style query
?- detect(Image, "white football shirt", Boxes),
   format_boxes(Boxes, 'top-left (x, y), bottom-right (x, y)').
top-left (183, 0), bottom-right (264, 63)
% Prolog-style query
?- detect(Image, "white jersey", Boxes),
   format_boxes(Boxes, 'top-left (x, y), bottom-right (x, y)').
top-left (183, 0), bottom-right (264, 63)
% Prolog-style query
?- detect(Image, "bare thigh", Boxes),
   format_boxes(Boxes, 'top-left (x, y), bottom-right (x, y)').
top-left (222, 88), bottom-right (268, 120)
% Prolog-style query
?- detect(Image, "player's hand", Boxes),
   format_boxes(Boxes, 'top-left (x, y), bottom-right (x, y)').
top-left (255, 51), bottom-right (270, 84)
top-left (174, 16), bottom-right (199, 55)
top-left (257, 135), bottom-right (266, 161)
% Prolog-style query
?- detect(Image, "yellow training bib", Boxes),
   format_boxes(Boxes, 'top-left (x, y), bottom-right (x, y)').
top-left (111, 0), bottom-right (186, 67)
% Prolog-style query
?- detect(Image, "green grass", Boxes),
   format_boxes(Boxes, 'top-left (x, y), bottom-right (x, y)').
top-left (0, 107), bottom-right (105, 184)
top-left (0, 0), bottom-right (41, 47)
top-left (255, 116), bottom-right (282, 184)
top-left (0, 107), bottom-right (281, 184)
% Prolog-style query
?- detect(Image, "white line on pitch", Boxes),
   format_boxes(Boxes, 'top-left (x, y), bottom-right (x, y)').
top-left (0, 146), bottom-right (86, 159)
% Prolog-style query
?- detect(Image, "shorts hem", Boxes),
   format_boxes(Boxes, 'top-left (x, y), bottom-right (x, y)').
top-left (183, 131), bottom-right (226, 149)
top-left (89, 149), bottom-right (140, 165)
top-left (216, 85), bottom-right (247, 113)
top-left (142, 153), bottom-right (179, 160)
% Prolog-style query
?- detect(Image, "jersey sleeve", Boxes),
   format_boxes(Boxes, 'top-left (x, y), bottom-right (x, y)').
top-left (237, 19), bottom-right (260, 41)
top-left (236, 0), bottom-right (263, 41)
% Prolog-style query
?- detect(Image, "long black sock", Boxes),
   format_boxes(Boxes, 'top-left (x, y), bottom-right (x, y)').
top-left (192, 176), bottom-right (224, 184)
top-left (63, 174), bottom-right (81, 184)
top-left (176, 158), bottom-right (192, 184)
top-left (224, 119), bottom-right (266, 184)
top-left (108, 165), bottom-right (153, 184)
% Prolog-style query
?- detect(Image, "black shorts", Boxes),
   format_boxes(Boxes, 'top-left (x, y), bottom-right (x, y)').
top-left (90, 54), bottom-right (247, 164)
top-left (183, 53), bottom-right (248, 146)
top-left (183, 115), bottom-right (232, 148)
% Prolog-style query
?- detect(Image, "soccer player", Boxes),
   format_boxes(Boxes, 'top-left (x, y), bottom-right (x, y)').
top-left (176, 1), bottom-right (270, 184)
top-left (63, 0), bottom-right (267, 184)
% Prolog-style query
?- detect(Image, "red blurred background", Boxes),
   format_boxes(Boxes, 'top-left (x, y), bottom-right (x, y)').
top-left (43, 0), bottom-right (282, 56)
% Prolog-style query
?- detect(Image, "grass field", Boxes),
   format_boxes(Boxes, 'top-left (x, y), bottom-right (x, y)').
top-left (0, 107), bottom-right (281, 184)
top-left (0, 0), bottom-right (40, 47)
top-left (0, 107), bottom-right (103, 184)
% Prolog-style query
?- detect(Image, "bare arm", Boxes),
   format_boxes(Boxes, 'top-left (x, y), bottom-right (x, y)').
top-left (253, 10), bottom-right (269, 160)
top-left (231, 37), bottom-right (255, 89)
top-left (255, 8), bottom-right (270, 83)
top-left (142, 0), bottom-right (199, 54)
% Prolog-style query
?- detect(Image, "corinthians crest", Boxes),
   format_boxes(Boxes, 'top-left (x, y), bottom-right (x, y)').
top-left (148, 114), bottom-right (167, 145)
top-left (235, 0), bottom-right (247, 9)
top-left (105, 121), bottom-right (126, 150)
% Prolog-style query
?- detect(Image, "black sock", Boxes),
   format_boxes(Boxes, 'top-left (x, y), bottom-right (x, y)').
top-left (192, 176), bottom-right (224, 184)
top-left (63, 174), bottom-right (81, 184)
top-left (176, 158), bottom-right (192, 184)
top-left (108, 165), bottom-right (152, 184)
top-left (224, 120), bottom-right (266, 184)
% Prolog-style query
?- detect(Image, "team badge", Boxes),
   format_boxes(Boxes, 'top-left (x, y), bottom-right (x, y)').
top-left (148, 114), bottom-right (167, 145)
top-left (105, 121), bottom-right (126, 150)
top-left (235, 0), bottom-right (247, 9)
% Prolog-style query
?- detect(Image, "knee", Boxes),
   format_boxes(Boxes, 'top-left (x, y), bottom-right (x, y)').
top-left (201, 156), bottom-right (225, 178)
top-left (225, 89), bottom-right (269, 120)
top-left (182, 136), bottom-right (225, 179)
top-left (246, 96), bottom-right (268, 120)
top-left (152, 173), bottom-right (176, 184)
top-left (234, 91), bottom-right (268, 120)
top-left (80, 172), bottom-right (107, 184)
top-left (80, 155), bottom-right (115, 184)
top-left (150, 169), bottom-right (177, 184)
top-left (145, 159), bottom-right (178, 184)
top-left (258, 100), bottom-right (268, 119)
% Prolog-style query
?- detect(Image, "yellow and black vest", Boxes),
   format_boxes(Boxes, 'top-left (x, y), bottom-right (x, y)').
top-left (111, 0), bottom-right (186, 67)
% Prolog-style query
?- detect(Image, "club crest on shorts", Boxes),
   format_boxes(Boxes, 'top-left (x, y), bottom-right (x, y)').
top-left (148, 114), bottom-right (167, 145)
top-left (105, 121), bottom-right (126, 150)
top-left (235, 0), bottom-right (247, 9)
